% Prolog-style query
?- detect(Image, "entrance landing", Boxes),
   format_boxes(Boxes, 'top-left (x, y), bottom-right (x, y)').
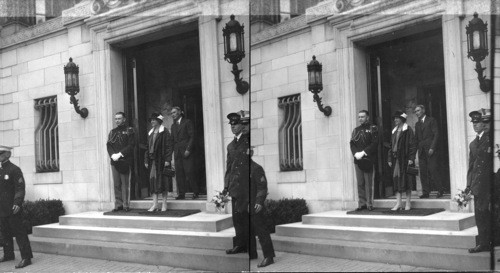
top-left (271, 210), bottom-right (489, 271)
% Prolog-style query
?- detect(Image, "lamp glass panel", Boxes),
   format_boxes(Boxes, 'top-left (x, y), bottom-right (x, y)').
top-left (308, 71), bottom-right (313, 85)
top-left (65, 74), bottom-right (69, 87)
top-left (316, 71), bottom-right (322, 85)
top-left (473, 31), bottom-right (480, 49)
top-left (230, 33), bottom-right (237, 52)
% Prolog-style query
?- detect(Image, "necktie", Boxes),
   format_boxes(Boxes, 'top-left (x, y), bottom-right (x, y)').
top-left (234, 137), bottom-right (238, 143)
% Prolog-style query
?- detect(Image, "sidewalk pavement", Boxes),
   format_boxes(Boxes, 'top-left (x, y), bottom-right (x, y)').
top-left (0, 250), bottom-right (463, 272)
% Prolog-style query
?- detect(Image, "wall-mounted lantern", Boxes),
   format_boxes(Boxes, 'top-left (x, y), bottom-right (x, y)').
top-left (466, 12), bottom-right (491, 93)
top-left (307, 56), bottom-right (331, 117)
top-left (64, 58), bottom-right (88, 118)
top-left (222, 14), bottom-right (249, 95)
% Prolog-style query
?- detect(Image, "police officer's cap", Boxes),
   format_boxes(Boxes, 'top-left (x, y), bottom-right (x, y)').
top-left (227, 110), bottom-right (250, 125)
top-left (469, 110), bottom-right (482, 123)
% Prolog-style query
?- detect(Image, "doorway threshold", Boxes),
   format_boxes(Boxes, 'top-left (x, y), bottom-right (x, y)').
top-left (373, 199), bottom-right (450, 210)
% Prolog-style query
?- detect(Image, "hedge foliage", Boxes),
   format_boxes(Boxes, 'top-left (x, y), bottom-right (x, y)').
top-left (262, 198), bottom-right (309, 233)
top-left (21, 199), bottom-right (65, 234)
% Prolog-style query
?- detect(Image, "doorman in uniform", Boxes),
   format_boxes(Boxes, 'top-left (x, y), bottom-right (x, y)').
top-left (350, 110), bottom-right (379, 211)
top-left (0, 145), bottom-right (33, 268)
top-left (249, 147), bottom-right (276, 268)
top-left (107, 112), bottom-right (136, 212)
top-left (171, 106), bottom-right (199, 200)
top-left (466, 109), bottom-right (492, 253)
top-left (223, 110), bottom-right (251, 256)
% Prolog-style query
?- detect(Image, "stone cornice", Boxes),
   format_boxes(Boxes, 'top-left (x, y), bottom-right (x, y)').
top-left (0, 17), bottom-right (65, 50)
top-left (251, 15), bottom-right (308, 46)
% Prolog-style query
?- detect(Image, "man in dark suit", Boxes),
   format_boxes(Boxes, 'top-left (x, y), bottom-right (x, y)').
top-left (249, 148), bottom-right (275, 268)
top-left (0, 145), bottom-right (33, 268)
top-left (107, 112), bottom-right (135, 212)
top-left (466, 109), bottom-right (492, 253)
top-left (350, 110), bottom-right (379, 211)
top-left (223, 110), bottom-right (251, 256)
top-left (170, 106), bottom-right (199, 200)
top-left (414, 105), bottom-right (443, 198)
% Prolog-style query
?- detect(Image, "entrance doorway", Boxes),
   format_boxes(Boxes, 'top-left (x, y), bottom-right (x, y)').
top-left (366, 28), bottom-right (450, 198)
top-left (123, 29), bottom-right (206, 199)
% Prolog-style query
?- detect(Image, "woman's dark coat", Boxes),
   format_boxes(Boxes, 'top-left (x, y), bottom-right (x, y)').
top-left (388, 123), bottom-right (417, 192)
top-left (144, 125), bottom-right (173, 194)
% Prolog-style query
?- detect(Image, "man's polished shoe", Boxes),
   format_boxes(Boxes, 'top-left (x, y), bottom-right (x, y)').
top-left (257, 257), bottom-right (274, 268)
top-left (468, 245), bottom-right (490, 253)
top-left (124, 207), bottom-right (131, 212)
top-left (0, 256), bottom-right (14, 262)
top-left (419, 194), bottom-right (429, 199)
top-left (192, 193), bottom-right (199, 200)
top-left (15, 259), bottom-right (31, 269)
top-left (175, 195), bottom-right (185, 200)
top-left (355, 205), bottom-right (367, 211)
top-left (436, 191), bottom-right (444, 198)
top-left (112, 206), bottom-right (123, 212)
top-left (225, 246), bottom-right (247, 255)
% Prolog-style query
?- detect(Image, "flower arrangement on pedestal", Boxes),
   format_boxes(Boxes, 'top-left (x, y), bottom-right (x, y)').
top-left (453, 188), bottom-right (472, 209)
top-left (211, 191), bottom-right (230, 213)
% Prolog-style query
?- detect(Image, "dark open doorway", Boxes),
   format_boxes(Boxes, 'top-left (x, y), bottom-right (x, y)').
top-left (367, 28), bottom-right (450, 198)
top-left (123, 29), bottom-right (206, 199)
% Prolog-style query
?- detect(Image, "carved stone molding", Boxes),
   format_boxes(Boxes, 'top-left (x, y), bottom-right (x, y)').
top-left (251, 15), bottom-right (307, 45)
top-left (90, 0), bottom-right (147, 15)
top-left (0, 17), bottom-right (64, 49)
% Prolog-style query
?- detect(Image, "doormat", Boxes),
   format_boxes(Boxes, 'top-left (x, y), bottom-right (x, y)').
top-left (346, 208), bottom-right (445, 216)
top-left (103, 209), bottom-right (201, 217)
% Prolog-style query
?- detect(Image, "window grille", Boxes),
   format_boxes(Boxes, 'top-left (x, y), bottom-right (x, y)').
top-left (34, 96), bottom-right (59, 173)
top-left (278, 94), bottom-right (303, 171)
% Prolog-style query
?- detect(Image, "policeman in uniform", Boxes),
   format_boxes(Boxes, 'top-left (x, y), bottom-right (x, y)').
top-left (350, 110), bottom-right (379, 210)
top-left (466, 109), bottom-right (492, 253)
top-left (107, 112), bottom-right (135, 212)
top-left (249, 147), bottom-right (276, 268)
top-left (223, 110), bottom-right (251, 256)
top-left (0, 145), bottom-right (33, 268)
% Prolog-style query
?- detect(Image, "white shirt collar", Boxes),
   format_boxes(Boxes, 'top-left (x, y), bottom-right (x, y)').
top-left (421, 115), bottom-right (426, 123)
top-left (177, 117), bottom-right (182, 124)
top-left (477, 131), bottom-right (484, 139)
top-left (235, 132), bottom-right (242, 141)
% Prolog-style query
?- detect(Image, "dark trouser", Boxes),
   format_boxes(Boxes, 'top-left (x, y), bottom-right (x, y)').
top-left (175, 154), bottom-right (198, 195)
top-left (474, 199), bottom-right (491, 247)
top-left (355, 164), bottom-right (374, 207)
top-left (0, 214), bottom-right (33, 260)
top-left (419, 150), bottom-right (443, 195)
top-left (112, 165), bottom-right (131, 208)
top-left (250, 210), bottom-right (275, 259)
top-left (231, 199), bottom-right (250, 250)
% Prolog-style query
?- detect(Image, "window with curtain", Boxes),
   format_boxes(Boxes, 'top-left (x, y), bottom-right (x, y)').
top-left (278, 94), bottom-right (303, 171)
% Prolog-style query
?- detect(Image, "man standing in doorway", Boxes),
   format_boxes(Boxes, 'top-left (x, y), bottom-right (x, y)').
top-left (107, 112), bottom-right (135, 212)
top-left (414, 105), bottom-right (443, 198)
top-left (466, 109), bottom-right (492, 253)
top-left (350, 110), bottom-right (379, 211)
top-left (0, 145), bottom-right (33, 269)
top-left (223, 110), bottom-right (251, 256)
top-left (171, 106), bottom-right (199, 200)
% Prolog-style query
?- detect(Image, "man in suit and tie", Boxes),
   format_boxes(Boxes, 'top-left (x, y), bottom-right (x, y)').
top-left (466, 109), bottom-right (492, 253)
top-left (414, 105), bottom-right (443, 198)
top-left (170, 106), bottom-right (199, 200)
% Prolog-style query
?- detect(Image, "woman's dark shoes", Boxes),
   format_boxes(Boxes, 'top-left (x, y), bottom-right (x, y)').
top-left (257, 257), bottom-right (274, 268)
top-left (15, 258), bottom-right (31, 269)
top-left (124, 207), bottom-right (131, 212)
top-left (0, 256), bottom-right (14, 262)
top-left (175, 195), bottom-right (185, 200)
top-left (468, 245), bottom-right (490, 253)
top-left (192, 193), bottom-right (199, 200)
top-left (367, 205), bottom-right (374, 211)
top-left (419, 194), bottom-right (429, 199)
top-left (436, 191), bottom-right (444, 198)
top-left (225, 246), bottom-right (247, 255)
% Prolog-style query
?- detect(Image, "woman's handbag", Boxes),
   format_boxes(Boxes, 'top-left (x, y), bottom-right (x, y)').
top-left (406, 164), bottom-right (419, 176)
top-left (163, 166), bottom-right (175, 177)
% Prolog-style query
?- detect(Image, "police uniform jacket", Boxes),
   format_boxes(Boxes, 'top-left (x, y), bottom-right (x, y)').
top-left (415, 115), bottom-right (439, 153)
top-left (0, 160), bottom-right (25, 217)
top-left (171, 118), bottom-right (195, 159)
top-left (224, 133), bottom-right (250, 209)
top-left (107, 124), bottom-right (135, 172)
top-left (350, 123), bottom-right (378, 160)
top-left (467, 132), bottom-right (492, 210)
top-left (250, 160), bottom-right (268, 214)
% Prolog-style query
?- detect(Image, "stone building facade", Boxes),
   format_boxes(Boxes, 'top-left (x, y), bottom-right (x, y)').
top-left (250, 0), bottom-right (494, 213)
top-left (0, 0), bottom-right (250, 214)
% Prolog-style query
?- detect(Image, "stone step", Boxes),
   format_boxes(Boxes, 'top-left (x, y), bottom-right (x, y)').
top-left (302, 210), bottom-right (475, 231)
top-left (130, 199), bottom-right (207, 211)
top-left (373, 199), bottom-right (450, 210)
top-left (276, 222), bottom-right (477, 249)
top-left (270, 234), bottom-right (490, 271)
top-left (33, 223), bottom-right (234, 250)
top-left (27, 236), bottom-right (248, 272)
top-left (58, 211), bottom-right (233, 232)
